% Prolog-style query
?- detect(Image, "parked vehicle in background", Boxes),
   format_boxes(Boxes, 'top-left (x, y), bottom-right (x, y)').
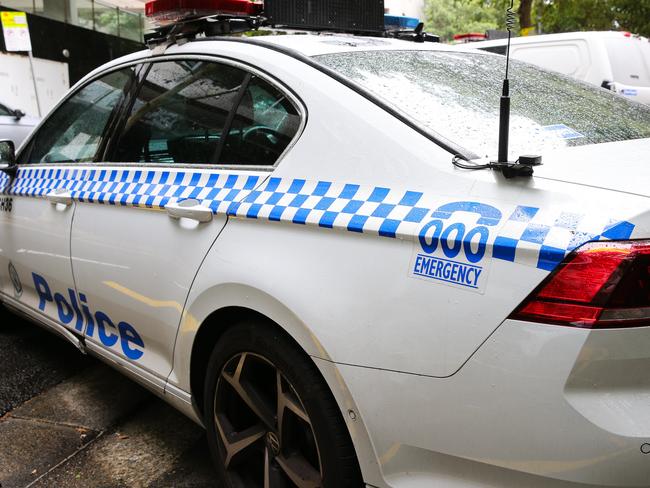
top-left (465, 31), bottom-right (650, 104)
top-left (0, 103), bottom-right (39, 147)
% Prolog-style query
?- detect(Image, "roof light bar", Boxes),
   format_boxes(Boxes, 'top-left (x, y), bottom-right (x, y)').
top-left (143, 0), bottom-right (440, 45)
top-left (145, 0), bottom-right (263, 24)
top-left (384, 14), bottom-right (420, 31)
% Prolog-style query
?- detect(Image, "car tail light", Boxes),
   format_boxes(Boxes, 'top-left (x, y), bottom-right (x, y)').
top-left (510, 240), bottom-right (650, 328)
top-left (145, 0), bottom-right (263, 24)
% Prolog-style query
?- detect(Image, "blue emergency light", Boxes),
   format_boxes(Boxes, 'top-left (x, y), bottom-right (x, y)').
top-left (384, 14), bottom-right (421, 31)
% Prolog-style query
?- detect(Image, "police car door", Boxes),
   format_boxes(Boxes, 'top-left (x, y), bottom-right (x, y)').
top-left (0, 68), bottom-right (135, 336)
top-left (69, 58), bottom-right (302, 390)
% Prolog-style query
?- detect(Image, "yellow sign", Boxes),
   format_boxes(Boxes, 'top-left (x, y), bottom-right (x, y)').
top-left (1, 11), bottom-right (28, 28)
top-left (520, 26), bottom-right (536, 37)
top-left (1, 11), bottom-right (32, 51)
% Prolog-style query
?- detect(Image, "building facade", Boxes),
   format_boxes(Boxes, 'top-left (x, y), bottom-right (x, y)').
top-left (384, 0), bottom-right (425, 19)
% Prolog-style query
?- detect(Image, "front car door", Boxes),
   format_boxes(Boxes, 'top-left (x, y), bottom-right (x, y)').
top-left (69, 57), bottom-right (303, 392)
top-left (0, 68), bottom-right (136, 337)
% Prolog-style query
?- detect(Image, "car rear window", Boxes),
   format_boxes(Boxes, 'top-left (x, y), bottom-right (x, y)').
top-left (315, 50), bottom-right (650, 159)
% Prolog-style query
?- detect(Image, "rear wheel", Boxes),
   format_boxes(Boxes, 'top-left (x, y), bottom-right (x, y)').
top-left (203, 323), bottom-right (363, 488)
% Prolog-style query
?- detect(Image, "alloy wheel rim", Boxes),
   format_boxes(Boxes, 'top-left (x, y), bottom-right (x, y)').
top-left (213, 352), bottom-right (323, 488)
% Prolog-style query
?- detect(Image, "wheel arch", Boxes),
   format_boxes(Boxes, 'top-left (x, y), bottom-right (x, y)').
top-left (174, 283), bottom-right (330, 402)
top-left (171, 282), bottom-right (384, 485)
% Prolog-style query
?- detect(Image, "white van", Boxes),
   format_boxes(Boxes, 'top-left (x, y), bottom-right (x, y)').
top-left (466, 31), bottom-right (650, 104)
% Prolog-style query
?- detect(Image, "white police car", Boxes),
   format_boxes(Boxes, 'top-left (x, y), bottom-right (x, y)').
top-left (1, 1), bottom-right (650, 487)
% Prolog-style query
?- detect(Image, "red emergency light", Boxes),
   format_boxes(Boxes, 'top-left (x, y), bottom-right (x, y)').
top-left (145, 0), bottom-right (263, 23)
top-left (453, 32), bottom-right (487, 43)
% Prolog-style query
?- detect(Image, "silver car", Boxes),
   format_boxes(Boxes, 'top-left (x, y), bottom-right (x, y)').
top-left (0, 103), bottom-right (39, 148)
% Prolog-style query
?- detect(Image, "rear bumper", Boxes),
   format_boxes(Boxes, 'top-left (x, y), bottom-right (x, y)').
top-left (339, 321), bottom-right (650, 487)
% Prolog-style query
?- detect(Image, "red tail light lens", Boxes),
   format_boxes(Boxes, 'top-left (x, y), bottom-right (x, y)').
top-left (510, 241), bottom-right (650, 328)
top-left (145, 0), bottom-right (263, 23)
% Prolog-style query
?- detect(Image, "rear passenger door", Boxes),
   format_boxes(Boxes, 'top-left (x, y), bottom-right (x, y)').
top-left (69, 58), bottom-right (302, 389)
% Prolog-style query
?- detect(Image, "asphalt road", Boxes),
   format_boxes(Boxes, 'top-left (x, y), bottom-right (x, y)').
top-left (0, 306), bottom-right (219, 488)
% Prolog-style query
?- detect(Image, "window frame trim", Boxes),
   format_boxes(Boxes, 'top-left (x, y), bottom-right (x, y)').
top-left (16, 53), bottom-right (307, 173)
top-left (17, 64), bottom-right (141, 165)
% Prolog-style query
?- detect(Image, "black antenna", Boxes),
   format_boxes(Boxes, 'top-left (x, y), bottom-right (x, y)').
top-left (497, 0), bottom-right (515, 163)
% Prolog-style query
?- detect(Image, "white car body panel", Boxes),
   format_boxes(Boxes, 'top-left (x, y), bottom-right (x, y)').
top-left (1, 34), bottom-right (649, 488)
top-left (70, 166), bottom-right (268, 385)
top-left (0, 172), bottom-right (77, 326)
top-left (340, 321), bottom-right (650, 487)
top-left (464, 31), bottom-right (650, 104)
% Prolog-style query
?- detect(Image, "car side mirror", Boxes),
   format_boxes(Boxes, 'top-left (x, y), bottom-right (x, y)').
top-left (0, 139), bottom-right (17, 176)
top-left (12, 109), bottom-right (25, 120)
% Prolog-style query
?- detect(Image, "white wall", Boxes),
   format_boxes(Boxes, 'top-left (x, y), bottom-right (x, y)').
top-left (384, 0), bottom-right (425, 19)
top-left (0, 52), bottom-right (69, 116)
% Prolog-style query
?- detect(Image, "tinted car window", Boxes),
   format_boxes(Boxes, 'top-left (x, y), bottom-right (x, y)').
top-left (113, 60), bottom-right (247, 165)
top-left (0, 104), bottom-right (12, 116)
top-left (220, 76), bottom-right (302, 166)
top-left (316, 50), bottom-right (650, 158)
top-left (22, 68), bottom-right (134, 164)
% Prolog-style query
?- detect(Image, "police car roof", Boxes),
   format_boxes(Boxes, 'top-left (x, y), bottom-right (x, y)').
top-left (247, 32), bottom-right (463, 56)
top-left (75, 32), bottom-right (477, 93)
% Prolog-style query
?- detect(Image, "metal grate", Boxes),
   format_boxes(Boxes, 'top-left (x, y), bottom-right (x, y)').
top-left (265, 0), bottom-right (385, 33)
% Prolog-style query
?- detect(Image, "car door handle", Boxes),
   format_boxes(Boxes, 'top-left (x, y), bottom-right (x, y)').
top-left (46, 189), bottom-right (73, 206)
top-left (165, 199), bottom-right (213, 223)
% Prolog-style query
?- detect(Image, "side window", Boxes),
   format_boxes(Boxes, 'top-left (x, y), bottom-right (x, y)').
top-left (21, 68), bottom-right (134, 164)
top-left (220, 76), bottom-right (301, 166)
top-left (113, 60), bottom-right (248, 164)
top-left (0, 104), bottom-right (12, 116)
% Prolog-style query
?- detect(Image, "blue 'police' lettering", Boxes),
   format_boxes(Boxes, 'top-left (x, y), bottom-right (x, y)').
top-left (32, 273), bottom-right (145, 360)
top-left (118, 322), bottom-right (145, 361)
top-left (95, 311), bottom-right (119, 348)
top-left (33, 273), bottom-right (52, 310)
top-left (54, 292), bottom-right (74, 324)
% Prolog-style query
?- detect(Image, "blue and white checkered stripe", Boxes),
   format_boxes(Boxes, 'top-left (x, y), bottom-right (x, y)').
top-left (5, 167), bottom-right (261, 213)
top-left (231, 177), bottom-right (636, 270)
top-left (230, 177), bottom-right (430, 239)
top-left (1, 168), bottom-right (636, 272)
top-left (492, 205), bottom-right (635, 270)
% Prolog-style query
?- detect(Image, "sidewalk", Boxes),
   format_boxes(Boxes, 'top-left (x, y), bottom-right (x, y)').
top-left (0, 314), bottom-right (218, 488)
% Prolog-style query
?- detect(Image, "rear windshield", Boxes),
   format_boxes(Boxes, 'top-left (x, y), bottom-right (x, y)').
top-left (315, 50), bottom-right (650, 158)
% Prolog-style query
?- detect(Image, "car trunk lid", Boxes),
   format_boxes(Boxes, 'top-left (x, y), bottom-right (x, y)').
top-left (533, 138), bottom-right (650, 198)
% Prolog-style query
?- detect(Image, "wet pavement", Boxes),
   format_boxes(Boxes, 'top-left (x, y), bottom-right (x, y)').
top-left (0, 307), bottom-right (219, 488)
top-left (0, 308), bottom-right (89, 417)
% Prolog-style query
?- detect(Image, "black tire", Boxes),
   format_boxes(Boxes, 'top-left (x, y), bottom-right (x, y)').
top-left (203, 322), bottom-right (363, 488)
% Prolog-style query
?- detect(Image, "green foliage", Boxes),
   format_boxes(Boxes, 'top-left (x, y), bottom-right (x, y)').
top-left (538, 0), bottom-right (617, 33)
top-left (430, 0), bottom-right (650, 39)
top-left (539, 0), bottom-right (650, 37)
top-left (614, 0), bottom-right (650, 37)
top-left (424, 0), bottom-right (502, 41)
